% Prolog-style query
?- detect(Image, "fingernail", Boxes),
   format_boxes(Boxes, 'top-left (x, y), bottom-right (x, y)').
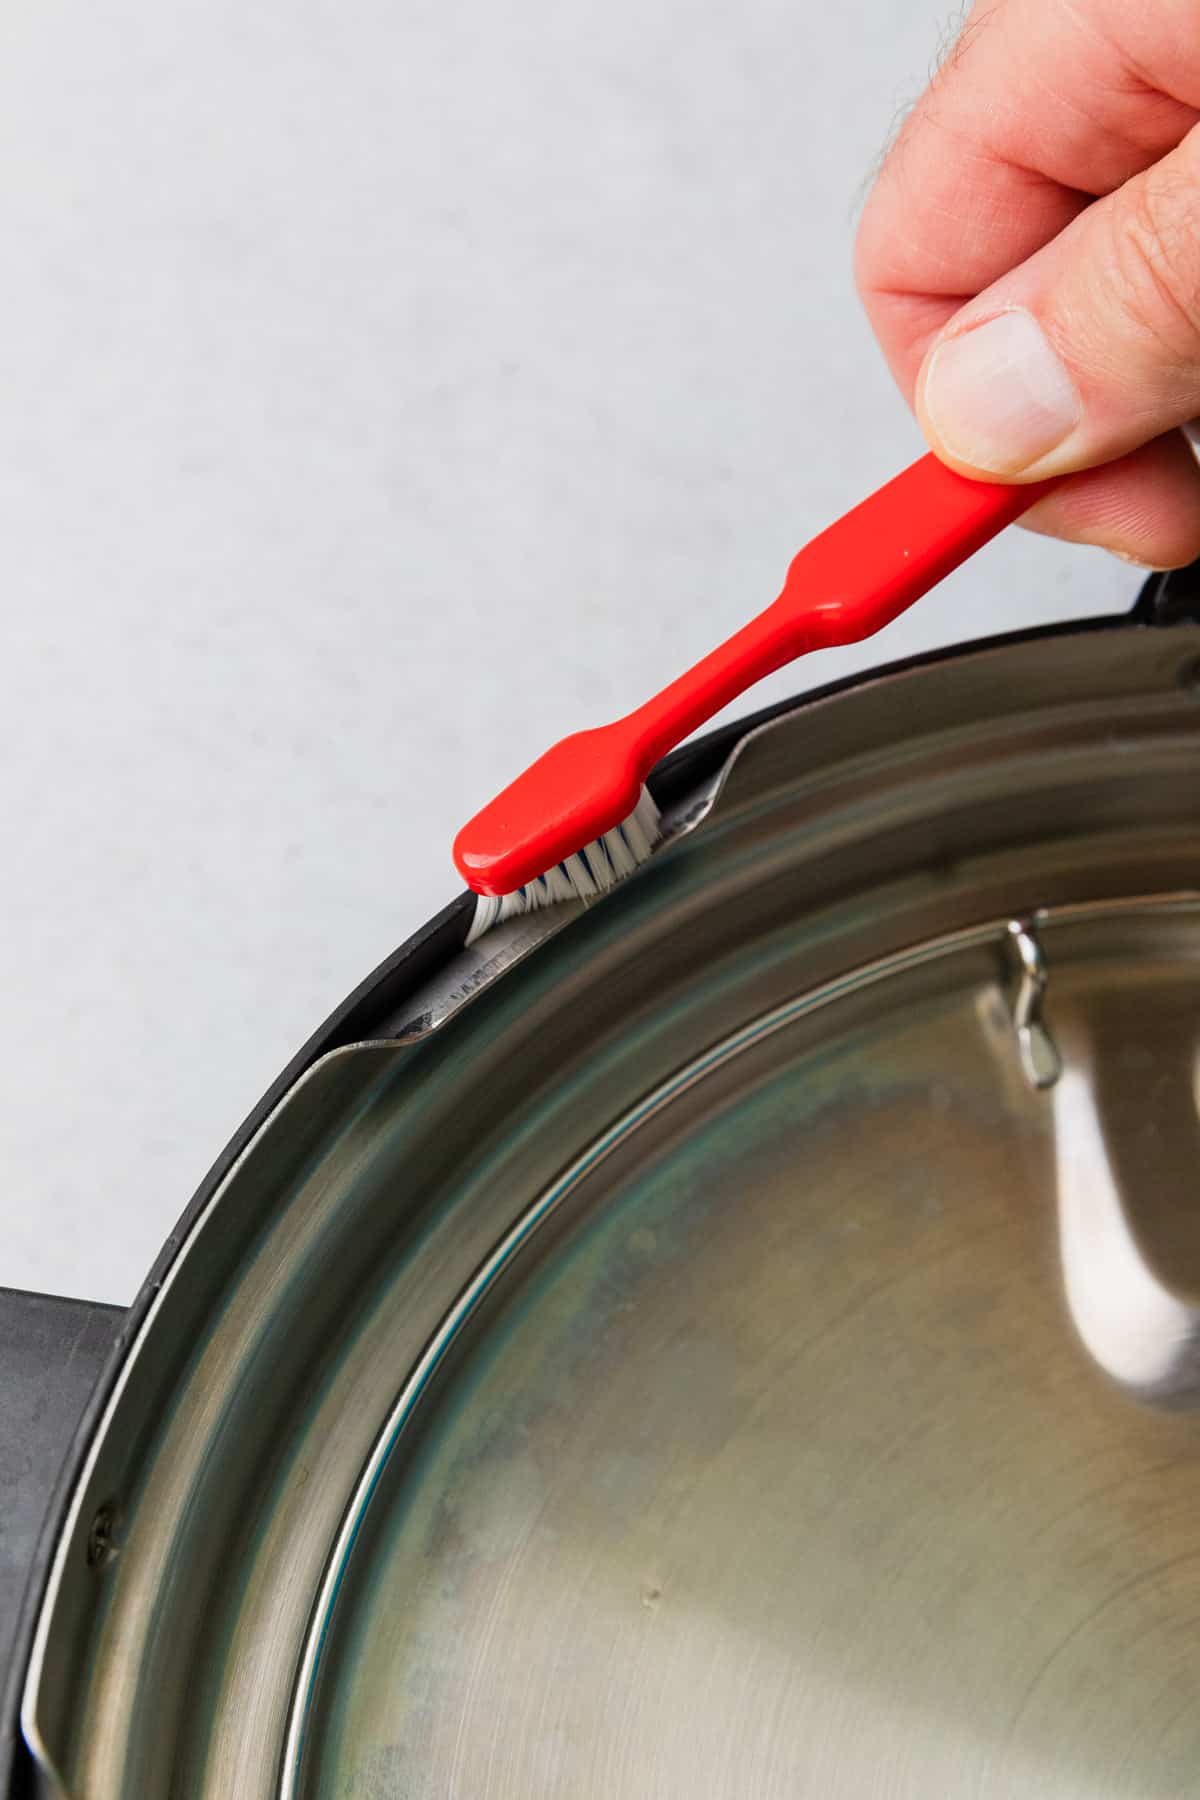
top-left (922, 309), bottom-right (1081, 474)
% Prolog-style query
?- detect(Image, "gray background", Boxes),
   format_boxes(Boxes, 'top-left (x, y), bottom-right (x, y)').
top-left (2, 0), bottom-right (1130, 1304)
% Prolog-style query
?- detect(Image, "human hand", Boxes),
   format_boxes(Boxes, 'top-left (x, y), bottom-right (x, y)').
top-left (855, 0), bottom-right (1200, 567)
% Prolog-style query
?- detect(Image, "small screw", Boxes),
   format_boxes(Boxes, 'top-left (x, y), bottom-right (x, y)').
top-left (86, 1501), bottom-right (120, 1569)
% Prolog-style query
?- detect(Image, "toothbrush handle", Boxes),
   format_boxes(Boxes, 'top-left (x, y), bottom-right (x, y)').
top-left (625, 455), bottom-right (1057, 766)
top-left (776, 452), bottom-right (1057, 647)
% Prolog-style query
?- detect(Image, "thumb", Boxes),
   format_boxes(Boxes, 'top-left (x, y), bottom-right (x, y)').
top-left (915, 122), bottom-right (1200, 483)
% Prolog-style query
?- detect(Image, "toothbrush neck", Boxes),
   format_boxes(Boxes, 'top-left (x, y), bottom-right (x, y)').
top-left (621, 597), bottom-right (817, 771)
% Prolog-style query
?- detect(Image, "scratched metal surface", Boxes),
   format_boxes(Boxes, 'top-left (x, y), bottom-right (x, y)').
top-left (20, 622), bottom-right (1200, 1798)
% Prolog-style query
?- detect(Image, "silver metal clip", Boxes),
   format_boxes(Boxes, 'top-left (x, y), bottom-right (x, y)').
top-left (1006, 919), bottom-right (1062, 1091)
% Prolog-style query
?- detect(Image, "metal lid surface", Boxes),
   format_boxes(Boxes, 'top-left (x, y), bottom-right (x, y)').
top-left (21, 619), bottom-right (1200, 1797)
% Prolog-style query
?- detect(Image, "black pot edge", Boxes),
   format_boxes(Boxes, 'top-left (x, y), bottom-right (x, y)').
top-left (4, 565), bottom-right (1196, 1796)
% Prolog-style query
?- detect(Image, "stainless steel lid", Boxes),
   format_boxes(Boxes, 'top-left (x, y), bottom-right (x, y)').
top-left (22, 619), bottom-right (1200, 1798)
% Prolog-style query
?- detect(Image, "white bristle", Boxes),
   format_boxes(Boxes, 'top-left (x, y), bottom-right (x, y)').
top-left (561, 849), bottom-right (599, 900)
top-left (464, 785), bottom-right (662, 946)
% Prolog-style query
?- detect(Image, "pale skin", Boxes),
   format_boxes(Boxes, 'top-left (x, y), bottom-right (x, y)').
top-left (854, 0), bottom-right (1200, 568)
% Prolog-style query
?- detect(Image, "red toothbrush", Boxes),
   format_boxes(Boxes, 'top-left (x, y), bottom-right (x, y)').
top-left (455, 453), bottom-right (1054, 941)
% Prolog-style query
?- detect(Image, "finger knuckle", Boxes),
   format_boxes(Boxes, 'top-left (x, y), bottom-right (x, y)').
top-left (1109, 169), bottom-right (1200, 358)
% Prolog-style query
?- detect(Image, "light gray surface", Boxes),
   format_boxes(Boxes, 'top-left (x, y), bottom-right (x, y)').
top-left (0, 0), bottom-right (1132, 1304)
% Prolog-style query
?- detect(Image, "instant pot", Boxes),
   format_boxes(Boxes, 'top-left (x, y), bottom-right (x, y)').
top-left (4, 563), bottom-right (1200, 1798)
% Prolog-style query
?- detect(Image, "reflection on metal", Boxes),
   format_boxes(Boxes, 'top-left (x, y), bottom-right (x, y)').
top-left (1006, 919), bottom-right (1062, 1090)
top-left (1054, 1067), bottom-right (1200, 1401)
top-left (1053, 982), bottom-right (1200, 1404)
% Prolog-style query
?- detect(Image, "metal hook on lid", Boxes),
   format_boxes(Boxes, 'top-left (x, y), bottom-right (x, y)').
top-left (1007, 919), bottom-right (1062, 1091)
